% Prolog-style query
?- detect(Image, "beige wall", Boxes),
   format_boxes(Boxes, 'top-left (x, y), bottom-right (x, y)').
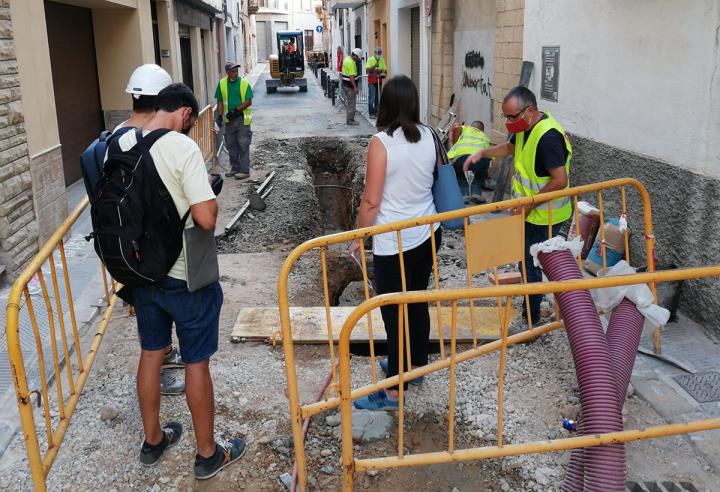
top-left (93, 1), bottom-right (155, 112)
top-left (155, 0), bottom-right (182, 82)
top-left (10, 0), bottom-right (60, 156)
top-left (492, 0), bottom-right (523, 141)
top-left (203, 28), bottom-right (217, 106)
top-left (368, 0), bottom-right (389, 73)
top-left (189, 27), bottom-right (207, 104)
top-left (430, 0), bottom-right (454, 124)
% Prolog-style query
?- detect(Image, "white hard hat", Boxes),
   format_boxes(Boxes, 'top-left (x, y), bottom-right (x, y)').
top-left (352, 48), bottom-right (363, 58)
top-left (125, 64), bottom-right (172, 96)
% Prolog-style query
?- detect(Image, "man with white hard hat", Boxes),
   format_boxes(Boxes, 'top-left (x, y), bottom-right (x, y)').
top-left (121, 64), bottom-right (173, 129)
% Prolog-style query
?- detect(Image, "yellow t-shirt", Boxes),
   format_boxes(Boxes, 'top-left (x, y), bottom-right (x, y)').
top-left (115, 130), bottom-right (216, 281)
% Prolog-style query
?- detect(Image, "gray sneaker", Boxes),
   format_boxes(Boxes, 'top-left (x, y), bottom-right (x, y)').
top-left (160, 369), bottom-right (185, 395)
top-left (161, 346), bottom-right (184, 369)
top-left (235, 172), bottom-right (250, 180)
top-left (346, 120), bottom-right (360, 126)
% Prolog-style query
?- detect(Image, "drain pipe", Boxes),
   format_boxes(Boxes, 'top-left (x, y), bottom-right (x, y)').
top-left (538, 247), bottom-right (625, 491)
top-left (288, 368), bottom-right (336, 492)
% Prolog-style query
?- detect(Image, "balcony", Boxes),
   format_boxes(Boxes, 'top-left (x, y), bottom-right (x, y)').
top-left (327, 0), bottom-right (366, 14)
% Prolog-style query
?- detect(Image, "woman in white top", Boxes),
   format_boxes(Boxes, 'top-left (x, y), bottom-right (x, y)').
top-left (350, 75), bottom-right (441, 411)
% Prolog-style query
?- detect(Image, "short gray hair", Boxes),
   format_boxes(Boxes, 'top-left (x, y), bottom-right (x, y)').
top-left (503, 86), bottom-right (537, 108)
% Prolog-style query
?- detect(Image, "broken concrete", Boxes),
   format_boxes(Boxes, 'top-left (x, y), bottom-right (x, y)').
top-left (332, 409), bottom-right (394, 443)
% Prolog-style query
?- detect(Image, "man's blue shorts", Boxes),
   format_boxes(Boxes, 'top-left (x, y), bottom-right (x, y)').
top-left (134, 276), bottom-right (223, 364)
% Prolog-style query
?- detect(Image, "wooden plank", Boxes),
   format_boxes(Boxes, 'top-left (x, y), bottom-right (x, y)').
top-left (231, 305), bottom-right (519, 344)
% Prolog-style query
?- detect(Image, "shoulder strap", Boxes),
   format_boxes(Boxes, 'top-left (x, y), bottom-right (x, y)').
top-left (427, 125), bottom-right (450, 168)
top-left (134, 128), bottom-right (192, 225)
top-left (134, 127), bottom-right (171, 150)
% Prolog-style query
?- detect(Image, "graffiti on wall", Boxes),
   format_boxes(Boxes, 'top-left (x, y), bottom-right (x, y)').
top-left (464, 50), bottom-right (485, 70)
top-left (454, 30), bottom-right (495, 126)
top-left (462, 49), bottom-right (492, 98)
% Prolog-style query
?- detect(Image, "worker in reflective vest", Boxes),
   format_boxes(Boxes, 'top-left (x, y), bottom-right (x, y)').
top-left (464, 86), bottom-right (572, 325)
top-left (341, 48), bottom-right (363, 125)
top-left (448, 121), bottom-right (492, 203)
top-left (366, 47), bottom-right (387, 117)
top-left (215, 62), bottom-right (253, 180)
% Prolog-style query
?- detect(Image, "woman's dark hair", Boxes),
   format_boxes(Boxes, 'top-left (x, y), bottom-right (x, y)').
top-left (376, 75), bottom-right (421, 143)
top-left (155, 83), bottom-right (199, 117)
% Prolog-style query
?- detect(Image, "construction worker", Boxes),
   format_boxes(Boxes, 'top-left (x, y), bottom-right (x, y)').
top-left (464, 86), bottom-right (572, 326)
top-left (215, 62), bottom-right (253, 180)
top-left (448, 120), bottom-right (492, 203)
top-left (341, 48), bottom-right (363, 126)
top-left (366, 47), bottom-right (387, 117)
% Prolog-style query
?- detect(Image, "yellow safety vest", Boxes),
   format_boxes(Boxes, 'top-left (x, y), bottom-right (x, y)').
top-left (366, 55), bottom-right (387, 72)
top-left (341, 56), bottom-right (358, 82)
top-left (447, 126), bottom-right (491, 160)
top-left (511, 113), bottom-right (572, 226)
top-left (219, 76), bottom-right (252, 125)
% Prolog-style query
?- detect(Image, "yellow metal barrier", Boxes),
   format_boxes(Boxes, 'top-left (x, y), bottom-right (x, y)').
top-left (336, 267), bottom-right (720, 489)
top-left (188, 104), bottom-right (218, 173)
top-left (6, 118), bottom-right (215, 490)
top-left (277, 178), bottom-right (658, 490)
top-left (6, 198), bottom-right (118, 491)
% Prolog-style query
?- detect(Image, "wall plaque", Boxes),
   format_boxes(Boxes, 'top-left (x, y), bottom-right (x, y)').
top-left (541, 46), bottom-right (559, 102)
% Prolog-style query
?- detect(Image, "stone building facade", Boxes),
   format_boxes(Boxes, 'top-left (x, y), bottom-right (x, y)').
top-left (430, 0), bottom-right (455, 125)
top-left (490, 0), bottom-right (523, 141)
top-left (0, 1), bottom-right (38, 278)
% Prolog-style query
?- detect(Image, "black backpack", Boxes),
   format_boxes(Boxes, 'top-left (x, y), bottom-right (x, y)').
top-left (80, 126), bottom-right (133, 198)
top-left (89, 128), bottom-right (190, 287)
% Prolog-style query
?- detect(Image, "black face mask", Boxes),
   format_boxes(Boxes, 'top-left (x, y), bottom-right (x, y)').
top-left (181, 126), bottom-right (191, 135)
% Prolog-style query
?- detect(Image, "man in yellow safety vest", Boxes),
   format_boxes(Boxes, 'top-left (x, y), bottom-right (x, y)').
top-left (341, 48), bottom-right (363, 125)
top-left (464, 86), bottom-right (572, 326)
top-left (366, 47), bottom-right (387, 117)
top-left (448, 120), bottom-right (492, 203)
top-left (215, 62), bottom-right (253, 180)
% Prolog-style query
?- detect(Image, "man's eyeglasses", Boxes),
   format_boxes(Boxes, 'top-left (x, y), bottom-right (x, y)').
top-left (502, 106), bottom-right (530, 122)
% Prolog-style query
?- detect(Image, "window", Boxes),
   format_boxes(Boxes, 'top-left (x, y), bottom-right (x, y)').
top-left (304, 29), bottom-right (313, 51)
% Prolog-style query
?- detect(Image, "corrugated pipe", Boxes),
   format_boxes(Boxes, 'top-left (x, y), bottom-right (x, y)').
top-left (538, 248), bottom-right (626, 491)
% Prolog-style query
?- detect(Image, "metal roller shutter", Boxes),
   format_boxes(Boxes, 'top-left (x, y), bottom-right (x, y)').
top-left (410, 7), bottom-right (420, 89)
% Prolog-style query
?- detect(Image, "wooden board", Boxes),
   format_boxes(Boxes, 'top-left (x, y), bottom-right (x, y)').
top-left (231, 305), bottom-right (519, 344)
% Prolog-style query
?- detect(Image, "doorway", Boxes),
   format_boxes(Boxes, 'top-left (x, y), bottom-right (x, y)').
top-left (179, 35), bottom-right (194, 91)
top-left (45, 1), bottom-right (104, 186)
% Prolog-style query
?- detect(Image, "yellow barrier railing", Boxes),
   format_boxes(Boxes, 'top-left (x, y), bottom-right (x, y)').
top-left (336, 266), bottom-right (720, 490)
top-left (6, 118), bottom-right (216, 490)
top-left (189, 104), bottom-right (218, 173)
top-left (6, 197), bottom-right (118, 491)
top-left (277, 178), bottom-right (658, 490)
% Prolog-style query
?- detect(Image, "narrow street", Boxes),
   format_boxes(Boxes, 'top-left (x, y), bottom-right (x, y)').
top-left (0, 67), bottom-right (719, 492)
top-left (0, 0), bottom-right (717, 490)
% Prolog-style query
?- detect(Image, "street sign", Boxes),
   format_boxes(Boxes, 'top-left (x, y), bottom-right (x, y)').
top-left (316, 25), bottom-right (323, 33)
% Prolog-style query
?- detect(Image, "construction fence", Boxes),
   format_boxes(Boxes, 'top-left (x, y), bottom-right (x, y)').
top-left (276, 178), bottom-right (720, 490)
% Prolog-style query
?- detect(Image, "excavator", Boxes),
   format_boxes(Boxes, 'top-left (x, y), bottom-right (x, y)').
top-left (266, 31), bottom-right (308, 93)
